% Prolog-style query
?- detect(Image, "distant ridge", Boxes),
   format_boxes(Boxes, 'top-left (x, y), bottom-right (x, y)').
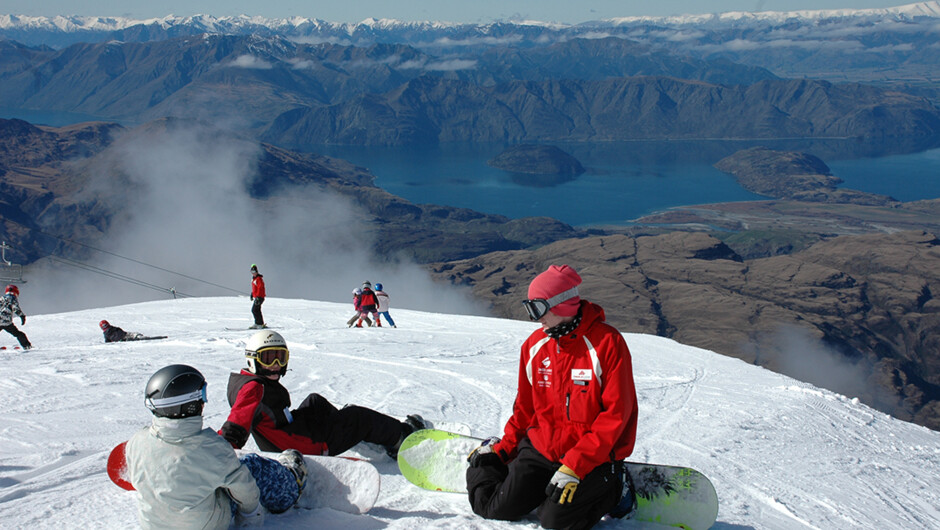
top-left (2, 2), bottom-right (939, 33)
top-left (3, 3), bottom-right (938, 88)
top-left (604, 1), bottom-right (940, 25)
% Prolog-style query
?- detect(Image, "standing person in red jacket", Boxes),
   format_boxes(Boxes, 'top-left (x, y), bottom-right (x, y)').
top-left (466, 264), bottom-right (638, 529)
top-left (355, 281), bottom-right (380, 328)
top-left (250, 264), bottom-right (266, 329)
top-left (219, 330), bottom-right (425, 459)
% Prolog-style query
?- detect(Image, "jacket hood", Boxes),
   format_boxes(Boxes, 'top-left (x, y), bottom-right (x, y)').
top-left (577, 300), bottom-right (605, 329)
top-left (150, 415), bottom-right (204, 443)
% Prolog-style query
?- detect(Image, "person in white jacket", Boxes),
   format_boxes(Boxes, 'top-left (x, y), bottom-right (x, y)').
top-left (374, 283), bottom-right (396, 328)
top-left (126, 364), bottom-right (307, 530)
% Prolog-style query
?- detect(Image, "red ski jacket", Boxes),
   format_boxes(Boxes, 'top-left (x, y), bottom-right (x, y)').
top-left (219, 371), bottom-right (328, 455)
top-left (251, 275), bottom-right (265, 299)
top-left (492, 300), bottom-right (638, 478)
top-left (358, 289), bottom-right (378, 312)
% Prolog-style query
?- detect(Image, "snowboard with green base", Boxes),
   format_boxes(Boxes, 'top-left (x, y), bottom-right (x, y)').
top-left (397, 429), bottom-right (719, 530)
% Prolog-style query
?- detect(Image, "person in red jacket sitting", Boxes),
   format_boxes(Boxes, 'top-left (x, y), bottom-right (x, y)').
top-left (466, 264), bottom-right (639, 529)
top-left (219, 330), bottom-right (425, 459)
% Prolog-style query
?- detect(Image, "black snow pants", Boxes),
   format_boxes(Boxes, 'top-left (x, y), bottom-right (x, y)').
top-left (286, 393), bottom-right (404, 456)
top-left (466, 438), bottom-right (621, 530)
top-left (1, 324), bottom-right (30, 348)
top-left (251, 298), bottom-right (265, 326)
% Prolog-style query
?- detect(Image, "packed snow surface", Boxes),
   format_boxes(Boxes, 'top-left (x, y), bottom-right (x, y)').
top-left (0, 297), bottom-right (938, 529)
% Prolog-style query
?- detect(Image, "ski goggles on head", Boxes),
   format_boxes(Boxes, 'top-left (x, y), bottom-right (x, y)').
top-left (145, 383), bottom-right (207, 411)
top-left (250, 346), bottom-right (290, 368)
top-left (521, 286), bottom-right (579, 321)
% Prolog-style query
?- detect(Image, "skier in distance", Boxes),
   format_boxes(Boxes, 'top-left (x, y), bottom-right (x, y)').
top-left (0, 284), bottom-right (31, 350)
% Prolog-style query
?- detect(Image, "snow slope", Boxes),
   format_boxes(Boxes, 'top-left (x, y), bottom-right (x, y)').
top-left (0, 296), bottom-right (938, 529)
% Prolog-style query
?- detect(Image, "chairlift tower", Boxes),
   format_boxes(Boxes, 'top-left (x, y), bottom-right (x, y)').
top-left (0, 242), bottom-right (25, 284)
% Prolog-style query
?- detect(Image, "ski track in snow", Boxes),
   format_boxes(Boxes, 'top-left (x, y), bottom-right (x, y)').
top-left (0, 296), bottom-right (938, 529)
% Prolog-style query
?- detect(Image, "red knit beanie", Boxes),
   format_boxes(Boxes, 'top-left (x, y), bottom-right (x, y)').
top-left (527, 265), bottom-right (582, 317)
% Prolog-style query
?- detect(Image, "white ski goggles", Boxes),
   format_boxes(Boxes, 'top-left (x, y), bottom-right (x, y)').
top-left (146, 384), bottom-right (207, 410)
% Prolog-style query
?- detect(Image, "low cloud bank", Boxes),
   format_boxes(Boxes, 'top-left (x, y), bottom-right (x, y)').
top-left (25, 122), bottom-right (487, 322)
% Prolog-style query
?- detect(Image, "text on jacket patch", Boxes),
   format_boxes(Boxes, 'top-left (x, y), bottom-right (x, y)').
top-left (535, 357), bottom-right (552, 388)
top-left (572, 369), bottom-right (592, 381)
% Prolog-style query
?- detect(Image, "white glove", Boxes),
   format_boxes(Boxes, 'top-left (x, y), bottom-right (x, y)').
top-left (235, 504), bottom-right (264, 527)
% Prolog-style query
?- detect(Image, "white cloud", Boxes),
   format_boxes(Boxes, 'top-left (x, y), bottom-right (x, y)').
top-left (425, 59), bottom-right (477, 71)
top-left (26, 121), bottom-right (485, 318)
top-left (231, 54), bottom-right (274, 69)
top-left (288, 58), bottom-right (317, 70)
top-left (427, 34), bottom-right (524, 47)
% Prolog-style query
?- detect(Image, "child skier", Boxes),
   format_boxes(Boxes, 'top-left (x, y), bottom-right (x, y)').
top-left (374, 283), bottom-right (396, 328)
top-left (220, 330), bottom-right (425, 458)
top-left (347, 288), bottom-right (371, 327)
top-left (356, 281), bottom-right (380, 327)
top-left (125, 364), bottom-right (307, 529)
top-left (99, 320), bottom-right (145, 342)
top-left (0, 284), bottom-right (31, 349)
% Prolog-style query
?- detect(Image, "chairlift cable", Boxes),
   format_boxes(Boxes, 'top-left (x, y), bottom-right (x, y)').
top-left (1, 217), bottom-right (245, 295)
top-left (47, 256), bottom-right (196, 298)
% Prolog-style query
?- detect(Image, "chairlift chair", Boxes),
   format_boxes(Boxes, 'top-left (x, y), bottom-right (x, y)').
top-left (0, 242), bottom-right (25, 284)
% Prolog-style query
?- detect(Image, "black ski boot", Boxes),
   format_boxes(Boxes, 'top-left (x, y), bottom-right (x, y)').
top-left (608, 462), bottom-right (637, 519)
top-left (385, 414), bottom-right (427, 459)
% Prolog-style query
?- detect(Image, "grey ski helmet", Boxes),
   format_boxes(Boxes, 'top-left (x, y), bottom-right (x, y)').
top-left (144, 364), bottom-right (207, 418)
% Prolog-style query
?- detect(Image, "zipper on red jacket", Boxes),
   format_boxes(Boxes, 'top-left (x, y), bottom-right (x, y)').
top-left (566, 392), bottom-right (571, 420)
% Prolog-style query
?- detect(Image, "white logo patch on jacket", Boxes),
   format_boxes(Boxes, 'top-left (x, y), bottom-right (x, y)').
top-left (572, 369), bottom-right (592, 382)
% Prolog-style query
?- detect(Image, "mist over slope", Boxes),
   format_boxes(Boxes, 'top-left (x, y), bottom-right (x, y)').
top-left (0, 296), bottom-right (938, 529)
top-left (5, 119), bottom-right (493, 317)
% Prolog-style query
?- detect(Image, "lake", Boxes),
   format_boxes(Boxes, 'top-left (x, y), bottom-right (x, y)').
top-left (314, 139), bottom-right (940, 227)
top-left (4, 108), bottom-right (940, 227)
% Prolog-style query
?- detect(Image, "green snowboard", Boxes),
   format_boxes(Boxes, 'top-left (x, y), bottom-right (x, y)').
top-left (397, 429), bottom-right (718, 530)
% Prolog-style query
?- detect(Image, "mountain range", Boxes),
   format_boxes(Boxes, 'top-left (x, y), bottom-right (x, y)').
top-left (2, 2), bottom-right (939, 88)
top-left (0, 34), bottom-right (937, 147)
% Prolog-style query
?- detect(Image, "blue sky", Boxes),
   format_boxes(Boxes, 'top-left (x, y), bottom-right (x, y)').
top-left (0, 1), bottom-right (917, 24)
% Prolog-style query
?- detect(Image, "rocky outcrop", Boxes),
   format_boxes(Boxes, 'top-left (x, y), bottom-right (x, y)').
top-left (714, 147), bottom-right (899, 205)
top-left (429, 230), bottom-right (940, 430)
top-left (487, 144), bottom-right (585, 176)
